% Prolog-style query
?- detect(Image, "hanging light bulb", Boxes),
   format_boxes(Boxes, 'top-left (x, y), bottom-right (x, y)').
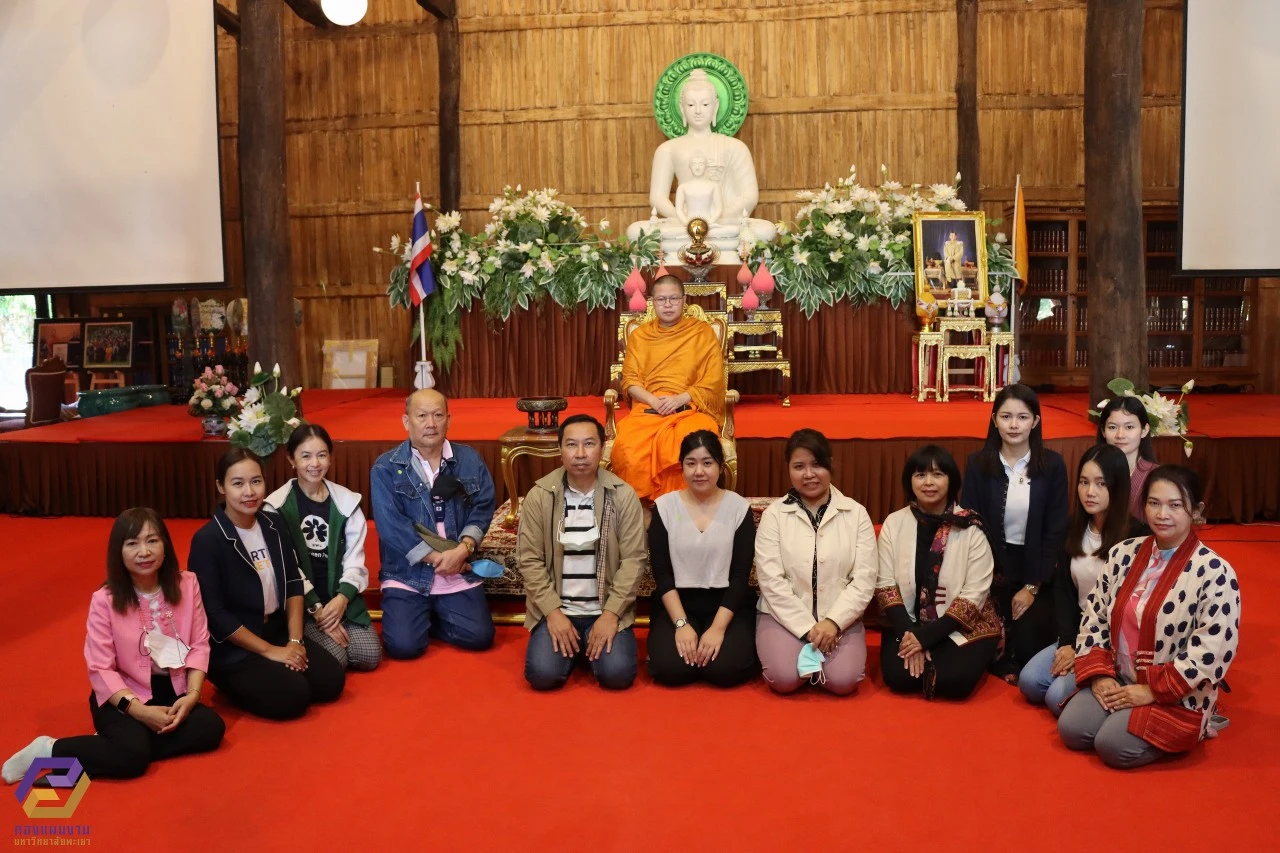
top-left (321, 0), bottom-right (368, 26)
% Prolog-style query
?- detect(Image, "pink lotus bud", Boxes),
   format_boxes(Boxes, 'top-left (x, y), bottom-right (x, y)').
top-left (654, 264), bottom-right (670, 279)
top-left (736, 263), bottom-right (753, 287)
top-left (751, 264), bottom-right (776, 295)
top-left (627, 289), bottom-right (647, 312)
top-left (742, 286), bottom-right (760, 312)
top-left (623, 266), bottom-right (644, 295)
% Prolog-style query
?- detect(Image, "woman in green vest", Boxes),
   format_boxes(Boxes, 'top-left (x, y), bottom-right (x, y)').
top-left (266, 424), bottom-right (381, 671)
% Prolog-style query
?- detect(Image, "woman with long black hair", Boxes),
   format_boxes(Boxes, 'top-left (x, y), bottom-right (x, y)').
top-left (960, 384), bottom-right (1068, 680)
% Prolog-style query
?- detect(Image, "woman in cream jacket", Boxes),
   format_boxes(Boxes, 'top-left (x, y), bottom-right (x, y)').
top-left (754, 429), bottom-right (878, 695)
top-left (874, 445), bottom-right (1001, 700)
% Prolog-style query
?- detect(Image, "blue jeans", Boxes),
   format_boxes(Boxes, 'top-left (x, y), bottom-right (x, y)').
top-left (524, 615), bottom-right (637, 691)
top-left (1018, 643), bottom-right (1078, 716)
top-left (381, 585), bottom-right (495, 659)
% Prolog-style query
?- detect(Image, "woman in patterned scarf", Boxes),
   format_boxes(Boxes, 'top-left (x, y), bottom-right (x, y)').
top-left (875, 445), bottom-right (1002, 700)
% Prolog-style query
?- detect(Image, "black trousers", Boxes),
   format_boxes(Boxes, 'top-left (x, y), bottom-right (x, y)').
top-left (880, 633), bottom-right (999, 700)
top-left (52, 674), bottom-right (225, 779)
top-left (208, 614), bottom-right (346, 720)
top-left (648, 588), bottom-right (758, 688)
top-left (991, 544), bottom-right (1055, 673)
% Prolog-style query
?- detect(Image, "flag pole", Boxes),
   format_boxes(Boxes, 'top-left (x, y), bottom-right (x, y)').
top-left (412, 181), bottom-right (434, 390)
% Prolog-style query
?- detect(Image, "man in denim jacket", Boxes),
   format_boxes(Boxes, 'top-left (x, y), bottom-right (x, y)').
top-left (370, 389), bottom-right (497, 658)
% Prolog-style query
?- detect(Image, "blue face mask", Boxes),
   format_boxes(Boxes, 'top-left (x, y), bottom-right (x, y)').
top-left (469, 558), bottom-right (506, 579)
top-left (797, 643), bottom-right (826, 677)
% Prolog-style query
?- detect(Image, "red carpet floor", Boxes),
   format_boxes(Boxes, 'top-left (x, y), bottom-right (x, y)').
top-left (6, 390), bottom-right (1280, 444)
top-left (1, 516), bottom-right (1277, 851)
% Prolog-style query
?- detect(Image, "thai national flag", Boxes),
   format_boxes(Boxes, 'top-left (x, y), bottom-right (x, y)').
top-left (409, 192), bottom-right (435, 306)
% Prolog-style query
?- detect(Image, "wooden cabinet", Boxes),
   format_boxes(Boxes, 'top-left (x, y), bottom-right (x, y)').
top-left (1017, 208), bottom-right (1260, 389)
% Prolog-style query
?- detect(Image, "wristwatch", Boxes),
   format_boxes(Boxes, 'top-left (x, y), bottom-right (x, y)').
top-left (288, 638), bottom-right (305, 646)
top-left (116, 696), bottom-right (132, 715)
top-left (1024, 583), bottom-right (1040, 596)
top-left (462, 537), bottom-right (476, 555)
top-left (674, 618), bottom-right (689, 630)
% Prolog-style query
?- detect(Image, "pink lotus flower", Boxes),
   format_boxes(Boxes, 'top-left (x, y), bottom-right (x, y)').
top-left (736, 263), bottom-right (753, 287)
top-left (751, 264), bottom-right (776, 295)
top-left (628, 289), bottom-right (647, 312)
top-left (742, 286), bottom-right (760, 312)
top-left (623, 266), bottom-right (644, 295)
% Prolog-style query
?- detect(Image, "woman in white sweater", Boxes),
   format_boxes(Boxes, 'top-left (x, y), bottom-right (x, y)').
top-left (874, 445), bottom-right (1001, 700)
top-left (754, 429), bottom-right (878, 696)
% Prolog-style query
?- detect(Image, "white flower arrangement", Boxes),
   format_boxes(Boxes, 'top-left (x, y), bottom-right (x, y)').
top-left (377, 186), bottom-right (660, 372)
top-left (745, 165), bottom-right (1016, 317)
top-left (1091, 377), bottom-right (1195, 457)
top-left (228, 362), bottom-right (304, 458)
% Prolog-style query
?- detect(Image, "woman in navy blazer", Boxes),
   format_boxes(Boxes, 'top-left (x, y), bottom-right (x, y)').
top-left (188, 449), bottom-right (345, 720)
top-left (960, 384), bottom-right (1068, 680)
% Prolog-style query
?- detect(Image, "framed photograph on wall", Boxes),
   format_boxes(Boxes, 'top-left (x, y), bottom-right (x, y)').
top-left (82, 320), bottom-right (134, 369)
top-left (33, 320), bottom-right (83, 368)
top-left (912, 211), bottom-right (989, 310)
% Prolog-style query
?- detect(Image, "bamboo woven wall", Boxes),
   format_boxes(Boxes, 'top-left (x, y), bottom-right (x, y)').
top-left (87, 0), bottom-right (1189, 391)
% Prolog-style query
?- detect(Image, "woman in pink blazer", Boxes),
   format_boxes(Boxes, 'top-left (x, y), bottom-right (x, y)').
top-left (3, 508), bottom-right (225, 782)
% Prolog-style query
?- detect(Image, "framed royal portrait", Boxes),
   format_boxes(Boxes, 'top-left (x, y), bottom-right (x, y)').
top-left (33, 320), bottom-right (84, 368)
top-left (912, 211), bottom-right (989, 309)
top-left (82, 321), bottom-right (134, 369)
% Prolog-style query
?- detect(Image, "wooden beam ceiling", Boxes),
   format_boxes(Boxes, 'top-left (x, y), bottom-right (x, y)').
top-left (283, 0), bottom-right (332, 28)
top-left (416, 0), bottom-right (457, 21)
top-left (214, 3), bottom-right (240, 38)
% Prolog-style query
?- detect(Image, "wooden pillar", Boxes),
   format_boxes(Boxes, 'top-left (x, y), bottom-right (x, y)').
top-left (437, 15), bottom-right (461, 213)
top-left (955, 0), bottom-right (980, 211)
top-left (1085, 0), bottom-right (1146, 403)
top-left (239, 0), bottom-right (301, 385)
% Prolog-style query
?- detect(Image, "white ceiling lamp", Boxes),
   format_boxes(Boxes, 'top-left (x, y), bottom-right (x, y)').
top-left (320, 0), bottom-right (368, 26)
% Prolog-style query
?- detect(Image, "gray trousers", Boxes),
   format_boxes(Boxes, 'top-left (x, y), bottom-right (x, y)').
top-left (1057, 688), bottom-right (1169, 769)
top-left (304, 617), bottom-right (382, 672)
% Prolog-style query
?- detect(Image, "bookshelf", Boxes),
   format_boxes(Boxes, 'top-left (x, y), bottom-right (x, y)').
top-left (1017, 208), bottom-right (1259, 389)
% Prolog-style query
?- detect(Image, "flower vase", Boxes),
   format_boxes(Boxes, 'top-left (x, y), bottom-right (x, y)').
top-left (202, 415), bottom-right (228, 439)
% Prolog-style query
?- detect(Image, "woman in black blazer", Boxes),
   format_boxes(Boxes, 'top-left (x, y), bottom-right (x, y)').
top-left (960, 384), bottom-right (1068, 680)
top-left (188, 449), bottom-right (345, 720)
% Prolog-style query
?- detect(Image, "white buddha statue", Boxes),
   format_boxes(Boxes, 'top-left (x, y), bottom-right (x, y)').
top-left (626, 70), bottom-right (776, 263)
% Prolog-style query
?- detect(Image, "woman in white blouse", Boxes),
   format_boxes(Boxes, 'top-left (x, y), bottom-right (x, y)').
top-left (754, 429), bottom-right (878, 695)
top-left (647, 431), bottom-right (757, 687)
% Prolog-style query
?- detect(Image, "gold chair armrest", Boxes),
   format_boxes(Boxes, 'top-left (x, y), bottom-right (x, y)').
top-left (603, 389), bottom-right (619, 440)
top-left (722, 390), bottom-right (739, 439)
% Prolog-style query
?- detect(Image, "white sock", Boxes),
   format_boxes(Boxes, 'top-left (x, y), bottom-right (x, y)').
top-left (3, 736), bottom-right (55, 785)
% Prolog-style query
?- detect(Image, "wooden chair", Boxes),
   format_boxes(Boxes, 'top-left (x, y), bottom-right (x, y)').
top-left (25, 358), bottom-right (69, 427)
top-left (89, 370), bottom-right (126, 389)
top-left (602, 304), bottom-right (739, 490)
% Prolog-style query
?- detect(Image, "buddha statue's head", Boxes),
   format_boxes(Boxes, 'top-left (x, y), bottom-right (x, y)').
top-left (679, 70), bottom-right (719, 133)
top-left (689, 156), bottom-right (707, 177)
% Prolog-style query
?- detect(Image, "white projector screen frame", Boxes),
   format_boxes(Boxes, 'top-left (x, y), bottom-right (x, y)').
top-left (1180, 0), bottom-right (1280, 276)
top-left (0, 0), bottom-right (225, 292)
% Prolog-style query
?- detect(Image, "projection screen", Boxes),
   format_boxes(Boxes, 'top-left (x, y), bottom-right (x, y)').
top-left (1181, 0), bottom-right (1280, 275)
top-left (0, 0), bottom-right (224, 292)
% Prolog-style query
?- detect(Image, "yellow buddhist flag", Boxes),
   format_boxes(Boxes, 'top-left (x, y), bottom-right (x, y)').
top-left (1012, 174), bottom-right (1029, 291)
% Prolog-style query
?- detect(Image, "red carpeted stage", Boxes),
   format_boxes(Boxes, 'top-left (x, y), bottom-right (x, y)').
top-left (2, 389), bottom-right (1278, 521)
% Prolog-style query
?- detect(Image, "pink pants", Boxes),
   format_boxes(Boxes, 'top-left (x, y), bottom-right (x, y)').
top-left (755, 612), bottom-right (866, 696)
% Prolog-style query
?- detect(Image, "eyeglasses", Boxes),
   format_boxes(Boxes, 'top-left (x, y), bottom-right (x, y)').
top-left (654, 296), bottom-right (684, 306)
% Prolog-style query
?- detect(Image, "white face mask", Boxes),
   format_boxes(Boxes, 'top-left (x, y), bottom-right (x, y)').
top-left (145, 629), bottom-right (190, 669)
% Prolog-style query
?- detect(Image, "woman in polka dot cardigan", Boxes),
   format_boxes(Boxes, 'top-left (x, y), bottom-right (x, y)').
top-left (1057, 465), bottom-right (1241, 769)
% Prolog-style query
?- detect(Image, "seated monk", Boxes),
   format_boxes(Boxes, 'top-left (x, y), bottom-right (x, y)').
top-left (611, 275), bottom-right (725, 502)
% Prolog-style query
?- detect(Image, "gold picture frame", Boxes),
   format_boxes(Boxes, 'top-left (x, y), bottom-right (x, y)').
top-left (912, 211), bottom-right (989, 310)
top-left (321, 339), bottom-right (379, 389)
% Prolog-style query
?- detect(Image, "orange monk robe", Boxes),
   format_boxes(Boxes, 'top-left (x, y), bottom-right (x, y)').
top-left (611, 316), bottom-right (725, 501)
